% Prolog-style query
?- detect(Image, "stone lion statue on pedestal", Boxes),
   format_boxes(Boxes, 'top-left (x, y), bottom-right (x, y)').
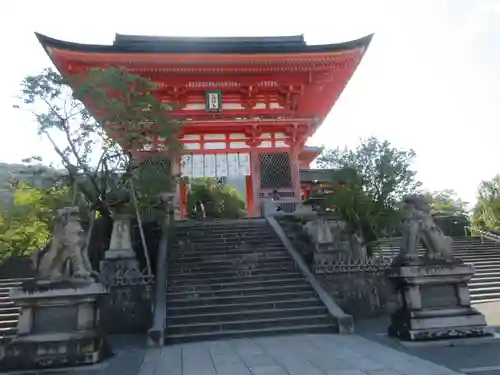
top-left (34, 206), bottom-right (94, 280)
top-left (398, 194), bottom-right (454, 264)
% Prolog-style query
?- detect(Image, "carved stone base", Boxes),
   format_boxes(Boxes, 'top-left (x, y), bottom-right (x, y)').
top-left (387, 262), bottom-right (492, 341)
top-left (1, 279), bottom-right (110, 370)
top-left (99, 258), bottom-right (154, 333)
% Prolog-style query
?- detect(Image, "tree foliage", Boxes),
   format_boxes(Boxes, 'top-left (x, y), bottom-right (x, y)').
top-left (423, 189), bottom-right (469, 216)
top-left (472, 174), bottom-right (500, 231)
top-left (317, 137), bottom-right (421, 211)
top-left (321, 180), bottom-right (379, 253)
top-left (187, 178), bottom-right (246, 219)
top-left (12, 67), bottom-right (183, 274)
top-left (0, 182), bottom-right (71, 263)
top-left (15, 67), bottom-right (182, 218)
top-left (316, 137), bottom-right (420, 237)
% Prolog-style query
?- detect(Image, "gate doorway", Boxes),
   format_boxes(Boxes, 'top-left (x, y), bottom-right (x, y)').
top-left (179, 153), bottom-right (253, 219)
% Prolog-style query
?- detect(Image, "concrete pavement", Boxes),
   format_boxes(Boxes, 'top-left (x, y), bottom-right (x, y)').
top-left (137, 334), bottom-right (461, 375)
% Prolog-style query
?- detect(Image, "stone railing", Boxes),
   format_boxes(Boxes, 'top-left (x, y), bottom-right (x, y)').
top-left (314, 255), bottom-right (393, 274)
top-left (464, 225), bottom-right (500, 243)
top-left (266, 215), bottom-right (355, 333)
top-left (147, 196), bottom-right (174, 347)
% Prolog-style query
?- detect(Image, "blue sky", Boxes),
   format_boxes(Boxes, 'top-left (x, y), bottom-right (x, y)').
top-left (0, 0), bottom-right (499, 207)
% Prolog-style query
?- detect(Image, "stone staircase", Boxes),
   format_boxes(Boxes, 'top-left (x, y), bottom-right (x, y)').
top-left (379, 236), bottom-right (500, 304)
top-left (166, 218), bottom-right (334, 343)
top-left (0, 278), bottom-right (26, 343)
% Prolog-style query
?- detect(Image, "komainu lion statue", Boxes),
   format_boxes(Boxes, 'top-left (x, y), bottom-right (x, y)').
top-left (34, 206), bottom-right (94, 280)
top-left (398, 194), bottom-right (454, 264)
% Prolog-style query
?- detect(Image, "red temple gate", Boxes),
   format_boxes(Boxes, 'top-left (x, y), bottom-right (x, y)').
top-left (36, 33), bottom-right (372, 218)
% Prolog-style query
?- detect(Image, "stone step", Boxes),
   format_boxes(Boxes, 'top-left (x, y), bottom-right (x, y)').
top-left (471, 292), bottom-right (500, 302)
top-left (176, 225), bottom-right (270, 232)
top-left (174, 228), bottom-right (274, 237)
top-left (458, 250), bottom-right (500, 254)
top-left (168, 271), bottom-right (303, 286)
top-left (175, 232), bottom-right (276, 245)
top-left (167, 298), bottom-right (324, 316)
top-left (0, 318), bottom-right (17, 328)
top-left (170, 250), bottom-right (288, 264)
top-left (166, 323), bottom-right (334, 344)
top-left (471, 271), bottom-right (500, 278)
top-left (170, 255), bottom-right (292, 270)
top-left (471, 275), bottom-right (500, 282)
top-left (168, 265), bottom-right (296, 280)
top-left (169, 290), bottom-right (317, 308)
top-left (168, 275), bottom-right (305, 292)
top-left (166, 314), bottom-right (331, 337)
top-left (169, 305), bottom-right (328, 325)
top-left (469, 280), bottom-right (500, 287)
top-left (459, 257), bottom-right (500, 262)
top-left (0, 326), bottom-right (16, 337)
top-left (465, 263), bottom-right (500, 268)
top-left (176, 219), bottom-right (266, 226)
top-left (168, 259), bottom-right (294, 277)
top-left (172, 241), bottom-right (283, 252)
top-left (465, 260), bottom-right (500, 265)
top-left (470, 286), bottom-right (500, 294)
top-left (171, 245), bottom-right (286, 257)
top-left (0, 307), bottom-right (20, 314)
top-left (168, 283), bottom-right (312, 299)
top-left (0, 281), bottom-right (25, 288)
top-left (468, 269), bottom-right (500, 275)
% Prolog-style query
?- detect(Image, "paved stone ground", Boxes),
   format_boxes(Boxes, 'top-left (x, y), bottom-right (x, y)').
top-left (2, 333), bottom-right (463, 375)
top-left (356, 316), bottom-right (500, 375)
top-left (137, 334), bottom-right (460, 375)
top-left (475, 301), bottom-right (500, 326)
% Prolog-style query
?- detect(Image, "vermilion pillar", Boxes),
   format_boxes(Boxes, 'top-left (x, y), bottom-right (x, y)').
top-left (179, 179), bottom-right (188, 219)
top-left (245, 175), bottom-right (254, 216)
top-left (290, 147), bottom-right (301, 199)
top-left (250, 148), bottom-right (261, 217)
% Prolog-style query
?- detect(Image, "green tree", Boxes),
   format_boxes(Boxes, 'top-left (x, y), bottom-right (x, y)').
top-left (423, 189), bottom-right (469, 216)
top-left (16, 67), bottom-right (183, 274)
top-left (472, 174), bottom-right (500, 231)
top-left (316, 137), bottom-right (420, 235)
top-left (0, 182), bottom-right (71, 263)
top-left (317, 137), bottom-right (420, 210)
top-left (187, 178), bottom-right (246, 219)
top-left (322, 180), bottom-right (379, 253)
top-left (16, 67), bottom-right (182, 219)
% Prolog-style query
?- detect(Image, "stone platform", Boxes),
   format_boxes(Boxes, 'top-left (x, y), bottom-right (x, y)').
top-left (387, 261), bottom-right (491, 341)
top-left (1, 279), bottom-right (109, 370)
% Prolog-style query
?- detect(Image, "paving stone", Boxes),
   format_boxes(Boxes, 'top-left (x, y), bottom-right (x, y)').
top-left (157, 345), bottom-right (182, 375)
top-left (31, 333), bottom-right (462, 375)
top-left (249, 365), bottom-right (289, 375)
top-left (181, 343), bottom-right (217, 375)
top-left (325, 370), bottom-right (365, 375)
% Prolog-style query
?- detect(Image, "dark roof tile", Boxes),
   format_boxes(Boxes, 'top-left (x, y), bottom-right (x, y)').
top-left (36, 32), bottom-right (373, 55)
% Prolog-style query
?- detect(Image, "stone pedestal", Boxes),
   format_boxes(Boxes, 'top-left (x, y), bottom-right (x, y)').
top-left (105, 214), bottom-right (136, 260)
top-left (1, 279), bottom-right (109, 370)
top-left (387, 261), bottom-right (491, 341)
top-left (99, 214), bottom-right (153, 333)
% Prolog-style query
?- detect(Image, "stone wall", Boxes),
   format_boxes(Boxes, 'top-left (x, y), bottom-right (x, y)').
top-left (316, 269), bottom-right (396, 317)
top-left (277, 216), bottom-right (396, 318)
